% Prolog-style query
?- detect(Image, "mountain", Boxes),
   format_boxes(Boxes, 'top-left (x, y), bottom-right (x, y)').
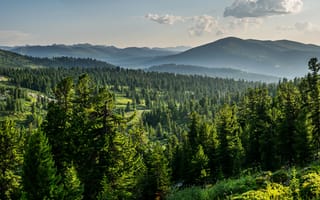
top-left (0, 49), bottom-right (115, 69)
top-left (149, 37), bottom-right (320, 78)
top-left (0, 49), bottom-right (33, 68)
top-left (152, 46), bottom-right (191, 52)
top-left (5, 44), bottom-right (178, 68)
top-left (148, 64), bottom-right (280, 83)
top-left (3, 37), bottom-right (320, 78)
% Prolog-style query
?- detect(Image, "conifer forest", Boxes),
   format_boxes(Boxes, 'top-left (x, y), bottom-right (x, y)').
top-left (1, 49), bottom-right (320, 199)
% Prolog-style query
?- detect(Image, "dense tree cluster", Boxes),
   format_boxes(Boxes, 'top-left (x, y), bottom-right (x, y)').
top-left (1, 56), bottom-right (320, 199)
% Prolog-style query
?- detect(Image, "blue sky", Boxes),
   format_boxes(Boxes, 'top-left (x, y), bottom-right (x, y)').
top-left (0, 0), bottom-right (319, 47)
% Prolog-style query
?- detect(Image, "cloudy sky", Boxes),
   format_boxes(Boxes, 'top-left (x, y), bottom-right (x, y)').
top-left (0, 0), bottom-right (319, 47)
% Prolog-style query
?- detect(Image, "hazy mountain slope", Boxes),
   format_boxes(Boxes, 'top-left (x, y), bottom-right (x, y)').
top-left (0, 49), bottom-right (34, 68)
top-left (148, 64), bottom-right (280, 82)
top-left (7, 44), bottom-right (178, 67)
top-left (149, 37), bottom-right (320, 78)
top-left (5, 38), bottom-right (320, 78)
top-left (0, 49), bottom-right (115, 69)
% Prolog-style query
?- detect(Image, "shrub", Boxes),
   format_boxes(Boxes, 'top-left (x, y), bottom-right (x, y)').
top-left (207, 175), bottom-right (256, 199)
top-left (232, 183), bottom-right (292, 200)
top-left (300, 172), bottom-right (320, 199)
top-left (167, 187), bottom-right (209, 200)
top-left (271, 169), bottom-right (290, 185)
top-left (255, 171), bottom-right (272, 187)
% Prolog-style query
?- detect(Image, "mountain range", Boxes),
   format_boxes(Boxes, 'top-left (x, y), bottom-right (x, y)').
top-left (149, 37), bottom-right (320, 78)
top-left (5, 44), bottom-right (181, 68)
top-left (2, 37), bottom-right (320, 79)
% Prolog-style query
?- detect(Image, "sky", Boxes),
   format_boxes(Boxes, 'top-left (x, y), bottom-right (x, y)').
top-left (0, 0), bottom-right (319, 48)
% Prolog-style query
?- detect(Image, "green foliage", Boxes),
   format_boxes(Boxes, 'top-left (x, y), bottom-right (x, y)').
top-left (300, 172), bottom-right (320, 199)
top-left (191, 145), bottom-right (209, 184)
top-left (43, 75), bottom-right (145, 200)
top-left (168, 175), bottom-right (257, 200)
top-left (0, 120), bottom-right (23, 200)
top-left (271, 169), bottom-right (290, 185)
top-left (232, 183), bottom-right (292, 200)
top-left (141, 142), bottom-right (171, 199)
top-left (22, 131), bottom-right (62, 200)
top-left (2, 51), bottom-right (320, 200)
top-left (216, 104), bottom-right (244, 177)
top-left (305, 58), bottom-right (320, 157)
top-left (96, 176), bottom-right (115, 200)
top-left (61, 164), bottom-right (83, 200)
top-left (289, 167), bottom-right (300, 199)
top-left (167, 187), bottom-right (209, 200)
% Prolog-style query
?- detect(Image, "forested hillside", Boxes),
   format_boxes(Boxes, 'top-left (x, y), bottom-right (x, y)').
top-left (148, 64), bottom-right (280, 82)
top-left (2, 49), bottom-right (320, 199)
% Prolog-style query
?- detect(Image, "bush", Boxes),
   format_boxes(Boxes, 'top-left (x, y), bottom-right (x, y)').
top-left (300, 172), bottom-right (320, 199)
top-left (271, 169), bottom-right (290, 185)
top-left (232, 183), bottom-right (292, 200)
top-left (167, 175), bottom-right (256, 200)
top-left (255, 171), bottom-right (272, 187)
top-left (167, 187), bottom-right (209, 200)
top-left (206, 175), bottom-right (256, 199)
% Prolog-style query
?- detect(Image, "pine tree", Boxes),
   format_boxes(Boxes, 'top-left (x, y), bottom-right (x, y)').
top-left (242, 88), bottom-right (276, 170)
top-left (190, 144), bottom-right (209, 184)
top-left (22, 131), bottom-right (62, 200)
top-left (276, 82), bottom-right (308, 165)
top-left (306, 58), bottom-right (320, 157)
top-left (43, 75), bottom-right (145, 199)
top-left (142, 142), bottom-right (170, 200)
top-left (216, 104), bottom-right (244, 177)
top-left (61, 164), bottom-right (83, 200)
top-left (0, 120), bottom-right (23, 200)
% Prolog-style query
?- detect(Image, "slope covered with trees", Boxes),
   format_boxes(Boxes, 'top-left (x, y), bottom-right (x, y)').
top-left (1, 49), bottom-right (320, 199)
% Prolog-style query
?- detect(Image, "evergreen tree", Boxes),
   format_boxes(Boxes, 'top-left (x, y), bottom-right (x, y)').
top-left (22, 131), bottom-right (62, 200)
top-left (61, 164), bottom-right (83, 200)
top-left (190, 144), bottom-right (209, 184)
top-left (142, 142), bottom-right (170, 200)
top-left (241, 88), bottom-right (276, 170)
top-left (0, 120), bottom-right (23, 200)
top-left (216, 104), bottom-right (243, 177)
top-left (306, 58), bottom-right (320, 157)
top-left (276, 82), bottom-right (309, 165)
top-left (43, 75), bottom-right (145, 199)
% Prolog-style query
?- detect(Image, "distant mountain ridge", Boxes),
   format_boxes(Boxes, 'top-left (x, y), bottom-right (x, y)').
top-left (149, 37), bottom-right (320, 78)
top-left (2, 37), bottom-right (320, 78)
top-left (0, 49), bottom-right (115, 69)
top-left (4, 44), bottom-right (179, 68)
top-left (0, 48), bottom-right (279, 82)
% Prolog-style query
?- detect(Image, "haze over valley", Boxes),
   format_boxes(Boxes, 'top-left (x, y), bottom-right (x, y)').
top-left (2, 37), bottom-right (320, 81)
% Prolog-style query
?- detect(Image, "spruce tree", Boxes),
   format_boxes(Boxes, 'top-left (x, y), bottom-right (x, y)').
top-left (216, 104), bottom-right (243, 177)
top-left (142, 142), bottom-right (170, 200)
top-left (0, 120), bottom-right (23, 200)
top-left (190, 144), bottom-right (209, 184)
top-left (306, 58), bottom-right (320, 157)
top-left (22, 131), bottom-right (62, 200)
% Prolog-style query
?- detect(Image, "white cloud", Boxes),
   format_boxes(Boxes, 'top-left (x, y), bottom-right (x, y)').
top-left (146, 13), bottom-right (220, 37)
top-left (276, 25), bottom-right (295, 31)
top-left (216, 30), bottom-right (225, 36)
top-left (145, 13), bottom-right (183, 25)
top-left (188, 15), bottom-right (218, 36)
top-left (0, 30), bottom-right (30, 46)
top-left (228, 18), bottom-right (263, 30)
top-left (224, 0), bottom-right (303, 18)
top-left (295, 22), bottom-right (320, 32)
top-left (277, 22), bottom-right (320, 33)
